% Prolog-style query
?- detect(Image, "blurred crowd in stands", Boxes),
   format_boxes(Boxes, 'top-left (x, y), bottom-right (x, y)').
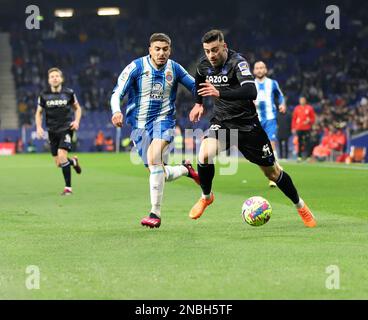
top-left (7, 1), bottom-right (368, 159)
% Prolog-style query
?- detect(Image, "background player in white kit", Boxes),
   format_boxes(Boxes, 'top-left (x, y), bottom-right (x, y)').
top-left (253, 61), bottom-right (286, 187)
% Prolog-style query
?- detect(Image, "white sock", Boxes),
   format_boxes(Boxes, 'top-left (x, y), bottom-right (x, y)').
top-left (295, 198), bottom-right (305, 209)
top-left (164, 165), bottom-right (188, 182)
top-left (202, 193), bottom-right (211, 200)
top-left (149, 165), bottom-right (165, 216)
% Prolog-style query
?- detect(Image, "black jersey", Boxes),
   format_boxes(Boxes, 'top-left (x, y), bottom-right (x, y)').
top-left (38, 87), bottom-right (78, 132)
top-left (196, 49), bottom-right (257, 124)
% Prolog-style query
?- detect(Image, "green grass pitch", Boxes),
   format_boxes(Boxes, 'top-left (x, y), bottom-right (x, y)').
top-left (0, 153), bottom-right (367, 299)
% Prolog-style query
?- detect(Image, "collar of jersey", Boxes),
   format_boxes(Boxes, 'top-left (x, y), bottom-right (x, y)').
top-left (147, 55), bottom-right (167, 72)
top-left (49, 85), bottom-right (63, 93)
top-left (256, 77), bottom-right (269, 84)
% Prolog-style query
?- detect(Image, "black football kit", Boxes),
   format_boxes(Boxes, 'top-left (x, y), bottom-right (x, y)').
top-left (195, 49), bottom-right (275, 167)
top-left (38, 87), bottom-right (77, 156)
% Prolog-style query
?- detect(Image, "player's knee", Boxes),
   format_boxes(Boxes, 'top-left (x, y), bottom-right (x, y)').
top-left (147, 158), bottom-right (163, 166)
top-left (57, 154), bottom-right (67, 165)
top-left (198, 143), bottom-right (215, 164)
top-left (147, 156), bottom-right (163, 167)
top-left (264, 166), bottom-right (281, 181)
top-left (198, 153), bottom-right (209, 164)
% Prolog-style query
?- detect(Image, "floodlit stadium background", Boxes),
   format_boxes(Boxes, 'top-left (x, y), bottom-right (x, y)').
top-left (0, 0), bottom-right (367, 161)
top-left (0, 0), bottom-right (368, 301)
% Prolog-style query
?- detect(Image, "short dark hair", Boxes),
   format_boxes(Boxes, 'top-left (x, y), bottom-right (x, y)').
top-left (149, 33), bottom-right (171, 46)
top-left (48, 67), bottom-right (64, 82)
top-left (48, 67), bottom-right (63, 77)
top-left (201, 29), bottom-right (224, 43)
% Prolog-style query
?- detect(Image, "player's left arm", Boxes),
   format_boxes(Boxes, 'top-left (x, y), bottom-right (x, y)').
top-left (273, 80), bottom-right (286, 113)
top-left (70, 92), bottom-right (82, 131)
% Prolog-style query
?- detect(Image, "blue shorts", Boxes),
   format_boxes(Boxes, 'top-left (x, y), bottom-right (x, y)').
top-left (130, 120), bottom-right (175, 166)
top-left (260, 119), bottom-right (277, 142)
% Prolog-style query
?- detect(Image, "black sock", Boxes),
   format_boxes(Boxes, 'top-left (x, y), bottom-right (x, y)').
top-left (276, 171), bottom-right (300, 204)
top-left (197, 163), bottom-right (215, 195)
top-left (61, 161), bottom-right (71, 188)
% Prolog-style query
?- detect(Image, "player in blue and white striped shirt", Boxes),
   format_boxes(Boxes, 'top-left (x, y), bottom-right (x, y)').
top-left (253, 61), bottom-right (286, 187)
top-left (111, 33), bottom-right (200, 228)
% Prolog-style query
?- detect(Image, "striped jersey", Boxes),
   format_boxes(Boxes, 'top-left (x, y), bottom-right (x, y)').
top-left (110, 55), bottom-right (195, 128)
top-left (254, 77), bottom-right (284, 122)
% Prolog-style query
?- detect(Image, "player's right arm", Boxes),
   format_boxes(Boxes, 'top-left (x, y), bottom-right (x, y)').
top-left (35, 106), bottom-right (44, 138)
top-left (110, 61), bottom-right (137, 127)
top-left (35, 95), bottom-right (45, 139)
top-left (189, 68), bottom-right (205, 122)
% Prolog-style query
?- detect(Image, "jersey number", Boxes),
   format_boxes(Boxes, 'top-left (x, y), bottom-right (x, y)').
top-left (64, 134), bottom-right (71, 143)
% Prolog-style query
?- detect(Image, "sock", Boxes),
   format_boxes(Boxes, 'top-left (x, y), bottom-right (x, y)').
top-left (275, 170), bottom-right (300, 204)
top-left (149, 165), bottom-right (165, 217)
top-left (60, 161), bottom-right (71, 188)
top-left (197, 162), bottom-right (215, 198)
top-left (164, 165), bottom-right (188, 182)
top-left (295, 198), bottom-right (305, 209)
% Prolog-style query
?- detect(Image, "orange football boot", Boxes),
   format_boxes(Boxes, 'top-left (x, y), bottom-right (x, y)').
top-left (297, 204), bottom-right (317, 227)
top-left (189, 193), bottom-right (214, 219)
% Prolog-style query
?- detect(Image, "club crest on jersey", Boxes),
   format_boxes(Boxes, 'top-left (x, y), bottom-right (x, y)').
top-left (238, 61), bottom-right (252, 76)
top-left (165, 71), bottom-right (173, 82)
top-left (150, 83), bottom-right (164, 101)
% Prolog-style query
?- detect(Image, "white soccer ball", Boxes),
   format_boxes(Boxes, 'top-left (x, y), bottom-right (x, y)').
top-left (241, 196), bottom-right (272, 226)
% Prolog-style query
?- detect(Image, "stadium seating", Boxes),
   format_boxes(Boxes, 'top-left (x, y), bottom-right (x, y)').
top-left (6, 3), bottom-right (368, 157)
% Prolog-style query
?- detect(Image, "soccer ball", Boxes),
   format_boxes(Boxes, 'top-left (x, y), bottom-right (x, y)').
top-left (241, 196), bottom-right (272, 226)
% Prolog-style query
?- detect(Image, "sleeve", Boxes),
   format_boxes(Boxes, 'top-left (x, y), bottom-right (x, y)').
top-left (174, 62), bottom-right (196, 96)
top-left (273, 80), bottom-right (285, 105)
top-left (110, 61), bottom-right (137, 114)
top-left (234, 60), bottom-right (255, 87)
top-left (220, 59), bottom-right (257, 100)
top-left (219, 83), bottom-right (257, 101)
top-left (37, 94), bottom-right (45, 108)
top-left (69, 89), bottom-right (79, 105)
top-left (195, 68), bottom-right (206, 104)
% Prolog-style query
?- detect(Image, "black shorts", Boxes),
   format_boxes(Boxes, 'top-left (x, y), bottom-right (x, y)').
top-left (204, 118), bottom-right (275, 167)
top-left (48, 130), bottom-right (73, 156)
